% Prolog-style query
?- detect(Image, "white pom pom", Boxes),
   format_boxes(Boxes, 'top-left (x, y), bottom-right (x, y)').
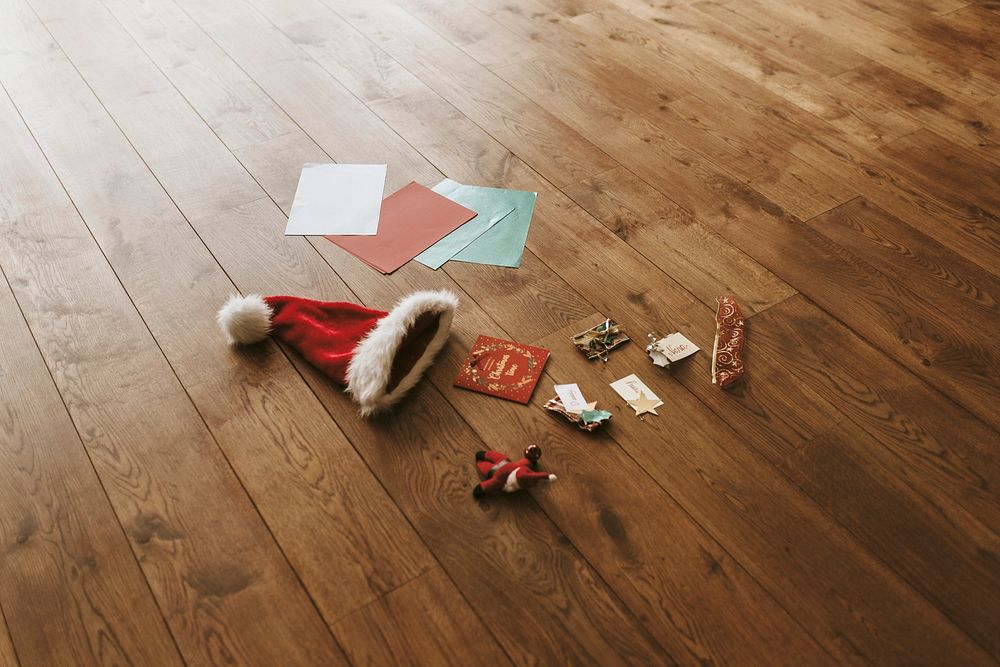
top-left (548, 474), bottom-right (557, 482)
top-left (217, 294), bottom-right (273, 345)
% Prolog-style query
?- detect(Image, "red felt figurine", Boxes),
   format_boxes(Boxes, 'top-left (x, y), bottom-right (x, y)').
top-left (473, 445), bottom-right (556, 499)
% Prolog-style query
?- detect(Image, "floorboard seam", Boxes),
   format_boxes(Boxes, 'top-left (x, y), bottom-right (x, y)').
top-left (6, 7), bottom-right (347, 659)
top-left (0, 78), bottom-right (196, 667)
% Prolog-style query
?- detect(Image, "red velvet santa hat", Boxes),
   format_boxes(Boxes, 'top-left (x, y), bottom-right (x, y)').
top-left (217, 290), bottom-right (458, 416)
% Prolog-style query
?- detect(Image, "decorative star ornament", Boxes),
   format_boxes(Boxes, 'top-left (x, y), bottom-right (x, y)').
top-left (628, 391), bottom-right (660, 418)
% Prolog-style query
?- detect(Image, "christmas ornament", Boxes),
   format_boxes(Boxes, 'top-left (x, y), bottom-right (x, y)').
top-left (712, 296), bottom-right (745, 389)
top-left (571, 318), bottom-right (629, 361)
top-left (472, 445), bottom-right (557, 498)
top-left (217, 290), bottom-right (458, 416)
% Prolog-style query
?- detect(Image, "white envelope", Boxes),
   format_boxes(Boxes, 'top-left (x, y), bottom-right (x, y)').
top-left (285, 163), bottom-right (387, 236)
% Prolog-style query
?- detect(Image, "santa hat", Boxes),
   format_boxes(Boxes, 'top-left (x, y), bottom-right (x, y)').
top-left (217, 290), bottom-right (458, 416)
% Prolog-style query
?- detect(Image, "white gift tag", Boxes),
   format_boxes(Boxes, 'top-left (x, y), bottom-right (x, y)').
top-left (554, 383), bottom-right (589, 413)
top-left (656, 333), bottom-right (700, 363)
top-left (610, 374), bottom-right (663, 407)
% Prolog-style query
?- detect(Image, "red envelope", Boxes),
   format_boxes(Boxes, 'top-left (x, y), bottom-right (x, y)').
top-left (326, 181), bottom-right (476, 274)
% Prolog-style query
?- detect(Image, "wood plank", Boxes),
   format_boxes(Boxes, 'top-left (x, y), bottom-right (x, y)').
top-left (333, 568), bottom-right (515, 667)
top-left (0, 612), bottom-right (17, 667)
top-left (464, 0), bottom-right (854, 219)
top-left (689, 0), bottom-right (870, 77)
top-left (736, 196), bottom-right (1000, 428)
top-left (236, 32), bottom-right (1000, 652)
top-left (266, 238), bottom-right (824, 665)
top-left (807, 197), bottom-right (998, 316)
top-left (192, 0), bottom-right (604, 342)
top-left (879, 128), bottom-right (1000, 216)
top-left (160, 8), bottom-right (850, 661)
top-left (705, 295), bottom-right (1000, 656)
top-left (1, 0), bottom-right (996, 661)
top-left (228, 0), bottom-right (613, 191)
top-left (747, 293), bottom-right (1000, 533)
top-left (0, 186), bottom-right (344, 667)
top-left (504, 4), bottom-right (998, 274)
top-left (158, 39), bottom-right (812, 655)
top-left (683, 1), bottom-right (922, 148)
top-left (0, 3), bottom-right (347, 664)
top-left (343, 0), bottom-right (543, 69)
top-left (537, 315), bottom-right (994, 666)
top-left (713, 0), bottom-right (996, 104)
top-left (126, 0), bottom-right (588, 343)
top-left (62, 0), bottom-right (681, 662)
top-left (562, 166), bottom-right (795, 315)
top-left (792, 398), bottom-right (1000, 657)
top-left (264, 326), bottom-right (672, 666)
top-left (10, 3), bottom-right (509, 665)
top-left (820, 0), bottom-right (999, 80)
top-left (476, 37), bottom-right (999, 426)
top-left (836, 62), bottom-right (1000, 164)
top-left (446, 133), bottom-right (993, 660)
top-left (0, 261), bottom-right (183, 666)
top-left (304, 0), bottom-right (619, 188)
top-left (145, 5), bottom-right (840, 650)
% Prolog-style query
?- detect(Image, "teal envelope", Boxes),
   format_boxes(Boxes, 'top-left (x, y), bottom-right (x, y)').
top-left (452, 187), bottom-right (536, 268)
top-left (414, 179), bottom-right (516, 270)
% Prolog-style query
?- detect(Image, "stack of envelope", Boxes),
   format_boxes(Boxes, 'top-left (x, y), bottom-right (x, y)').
top-left (414, 179), bottom-right (537, 270)
top-left (284, 165), bottom-right (537, 273)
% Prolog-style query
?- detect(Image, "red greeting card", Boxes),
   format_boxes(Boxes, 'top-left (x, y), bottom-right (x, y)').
top-left (453, 335), bottom-right (550, 403)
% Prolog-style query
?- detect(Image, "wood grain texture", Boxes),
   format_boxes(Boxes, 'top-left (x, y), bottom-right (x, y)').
top-left (563, 166), bottom-right (795, 315)
top-left (699, 294), bottom-right (1000, 655)
top-left (0, 613), bottom-right (17, 667)
top-left (1, 0), bottom-right (998, 662)
top-left (0, 2), bottom-right (347, 664)
top-left (333, 568), bottom-right (512, 667)
top-left (0, 265), bottom-right (183, 667)
top-left (55, 1), bottom-right (676, 662)
top-left (21, 0), bottom-right (444, 633)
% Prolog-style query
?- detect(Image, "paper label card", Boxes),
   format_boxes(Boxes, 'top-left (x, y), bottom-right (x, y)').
top-left (285, 163), bottom-right (386, 236)
top-left (554, 383), bottom-right (589, 413)
top-left (610, 374), bottom-right (663, 406)
top-left (656, 333), bottom-right (700, 363)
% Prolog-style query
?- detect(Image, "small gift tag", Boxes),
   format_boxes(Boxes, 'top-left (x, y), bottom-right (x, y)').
top-left (647, 332), bottom-right (699, 368)
top-left (554, 383), bottom-right (589, 413)
top-left (610, 374), bottom-right (663, 419)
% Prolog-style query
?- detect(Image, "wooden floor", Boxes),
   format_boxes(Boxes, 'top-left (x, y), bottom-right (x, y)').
top-left (0, 0), bottom-right (998, 663)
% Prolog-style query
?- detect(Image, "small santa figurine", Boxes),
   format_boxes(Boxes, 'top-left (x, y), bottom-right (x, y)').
top-left (473, 445), bottom-right (556, 499)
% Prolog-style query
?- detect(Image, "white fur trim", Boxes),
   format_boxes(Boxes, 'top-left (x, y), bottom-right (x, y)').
top-left (346, 290), bottom-right (458, 417)
top-left (503, 471), bottom-right (521, 493)
top-left (217, 294), bottom-right (272, 345)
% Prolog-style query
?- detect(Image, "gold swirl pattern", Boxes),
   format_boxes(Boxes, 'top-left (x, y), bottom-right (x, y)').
top-left (712, 296), bottom-right (745, 389)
